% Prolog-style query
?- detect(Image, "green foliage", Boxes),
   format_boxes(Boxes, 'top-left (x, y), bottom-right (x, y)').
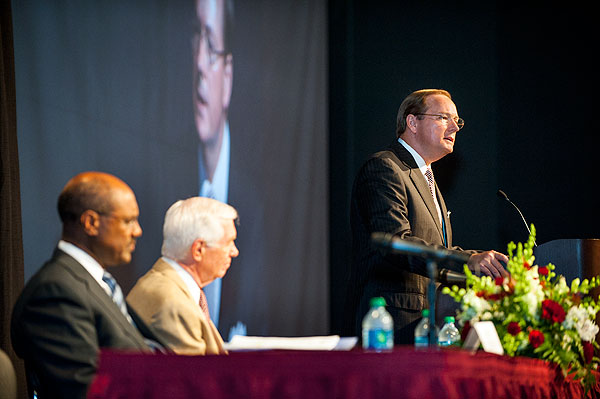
top-left (443, 225), bottom-right (600, 390)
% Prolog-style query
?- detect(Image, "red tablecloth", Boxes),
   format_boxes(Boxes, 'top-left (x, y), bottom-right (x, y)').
top-left (88, 346), bottom-right (600, 399)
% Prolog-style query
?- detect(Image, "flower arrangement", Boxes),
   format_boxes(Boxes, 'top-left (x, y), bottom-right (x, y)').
top-left (442, 225), bottom-right (600, 390)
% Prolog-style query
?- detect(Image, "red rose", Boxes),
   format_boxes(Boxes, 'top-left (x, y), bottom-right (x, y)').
top-left (529, 330), bottom-right (545, 348)
top-left (507, 322), bottom-right (521, 336)
top-left (583, 341), bottom-right (594, 364)
top-left (541, 299), bottom-right (566, 324)
top-left (487, 293), bottom-right (503, 301)
top-left (538, 266), bottom-right (549, 276)
top-left (495, 276), bottom-right (504, 286)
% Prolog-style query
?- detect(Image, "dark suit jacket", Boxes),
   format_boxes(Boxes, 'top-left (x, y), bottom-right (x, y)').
top-left (344, 140), bottom-right (475, 344)
top-left (11, 248), bottom-right (165, 399)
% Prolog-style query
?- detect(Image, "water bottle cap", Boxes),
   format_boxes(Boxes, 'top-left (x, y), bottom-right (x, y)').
top-left (370, 297), bottom-right (386, 307)
top-left (422, 309), bottom-right (429, 317)
top-left (444, 316), bottom-right (455, 323)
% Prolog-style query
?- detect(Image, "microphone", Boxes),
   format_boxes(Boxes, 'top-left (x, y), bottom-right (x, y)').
top-left (496, 189), bottom-right (537, 246)
top-left (438, 269), bottom-right (467, 285)
top-left (371, 232), bottom-right (468, 284)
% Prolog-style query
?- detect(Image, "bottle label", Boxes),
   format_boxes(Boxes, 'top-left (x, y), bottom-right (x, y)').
top-left (414, 335), bottom-right (428, 347)
top-left (365, 328), bottom-right (393, 351)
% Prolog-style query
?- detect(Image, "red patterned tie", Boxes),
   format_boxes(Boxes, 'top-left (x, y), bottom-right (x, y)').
top-left (199, 289), bottom-right (211, 320)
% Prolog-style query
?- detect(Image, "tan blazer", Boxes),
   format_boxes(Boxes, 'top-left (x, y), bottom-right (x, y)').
top-left (127, 258), bottom-right (226, 355)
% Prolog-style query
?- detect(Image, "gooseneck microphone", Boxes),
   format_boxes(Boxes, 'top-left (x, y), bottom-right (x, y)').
top-left (496, 189), bottom-right (537, 246)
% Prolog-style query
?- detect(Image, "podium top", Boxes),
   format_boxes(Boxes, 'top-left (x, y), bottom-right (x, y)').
top-left (534, 239), bottom-right (600, 283)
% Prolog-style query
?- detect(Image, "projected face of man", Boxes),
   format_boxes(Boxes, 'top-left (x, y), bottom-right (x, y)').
top-left (193, 0), bottom-right (233, 153)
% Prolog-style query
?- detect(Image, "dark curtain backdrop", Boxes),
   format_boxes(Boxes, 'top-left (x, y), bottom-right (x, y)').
top-left (329, 0), bottom-right (599, 334)
top-left (1, 0), bottom-right (27, 397)
top-left (13, 0), bottom-right (328, 340)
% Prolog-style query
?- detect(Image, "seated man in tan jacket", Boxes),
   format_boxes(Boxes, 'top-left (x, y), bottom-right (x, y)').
top-left (127, 197), bottom-right (239, 355)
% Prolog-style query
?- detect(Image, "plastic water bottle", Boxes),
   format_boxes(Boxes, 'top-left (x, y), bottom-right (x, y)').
top-left (414, 309), bottom-right (431, 348)
top-left (362, 297), bottom-right (394, 351)
top-left (438, 316), bottom-right (460, 347)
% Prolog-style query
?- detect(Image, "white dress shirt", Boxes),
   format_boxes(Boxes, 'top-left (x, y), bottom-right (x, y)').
top-left (57, 240), bottom-right (112, 297)
top-left (397, 137), bottom-right (443, 223)
top-left (161, 256), bottom-right (201, 305)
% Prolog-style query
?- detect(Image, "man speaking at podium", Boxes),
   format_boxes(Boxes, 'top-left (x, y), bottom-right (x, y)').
top-left (344, 89), bottom-right (508, 345)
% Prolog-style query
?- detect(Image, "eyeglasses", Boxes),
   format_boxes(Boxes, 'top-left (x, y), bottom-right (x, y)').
top-left (415, 113), bottom-right (465, 130)
top-left (192, 22), bottom-right (229, 66)
top-left (96, 211), bottom-right (140, 229)
top-left (206, 240), bottom-right (237, 252)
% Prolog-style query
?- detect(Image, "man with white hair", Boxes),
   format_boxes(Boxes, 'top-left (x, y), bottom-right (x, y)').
top-left (127, 197), bottom-right (239, 355)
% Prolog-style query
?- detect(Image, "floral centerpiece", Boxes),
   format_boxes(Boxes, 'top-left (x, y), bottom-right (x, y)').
top-left (442, 225), bottom-right (600, 390)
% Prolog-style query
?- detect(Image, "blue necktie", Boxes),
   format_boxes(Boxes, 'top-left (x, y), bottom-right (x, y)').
top-left (102, 271), bottom-right (166, 352)
top-left (102, 271), bottom-right (133, 324)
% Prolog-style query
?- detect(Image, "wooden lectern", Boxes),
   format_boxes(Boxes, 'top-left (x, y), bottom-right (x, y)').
top-left (534, 239), bottom-right (600, 331)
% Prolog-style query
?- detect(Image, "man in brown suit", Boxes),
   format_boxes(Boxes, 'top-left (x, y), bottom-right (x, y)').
top-left (127, 197), bottom-right (239, 355)
top-left (344, 89), bottom-right (509, 345)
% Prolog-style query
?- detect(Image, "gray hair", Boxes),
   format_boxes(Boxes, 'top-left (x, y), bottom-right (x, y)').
top-left (161, 197), bottom-right (238, 262)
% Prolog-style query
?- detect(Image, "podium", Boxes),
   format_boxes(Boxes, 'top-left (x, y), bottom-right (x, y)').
top-left (534, 239), bottom-right (600, 284)
top-left (534, 239), bottom-right (600, 330)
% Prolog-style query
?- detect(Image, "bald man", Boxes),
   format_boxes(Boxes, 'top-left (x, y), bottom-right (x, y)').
top-left (11, 172), bottom-right (167, 399)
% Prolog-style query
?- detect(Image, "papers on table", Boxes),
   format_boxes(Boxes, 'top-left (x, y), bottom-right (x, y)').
top-left (224, 335), bottom-right (358, 351)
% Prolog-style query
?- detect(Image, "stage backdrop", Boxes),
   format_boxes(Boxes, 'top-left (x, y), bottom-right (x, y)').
top-left (13, 0), bottom-right (328, 338)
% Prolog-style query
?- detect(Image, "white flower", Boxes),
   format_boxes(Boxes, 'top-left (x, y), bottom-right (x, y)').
top-left (564, 306), bottom-right (588, 329)
top-left (522, 291), bottom-right (540, 317)
top-left (562, 334), bottom-right (572, 350)
top-left (577, 319), bottom-right (599, 342)
top-left (564, 305), bottom-right (600, 341)
top-left (461, 290), bottom-right (491, 321)
top-left (555, 276), bottom-right (569, 295)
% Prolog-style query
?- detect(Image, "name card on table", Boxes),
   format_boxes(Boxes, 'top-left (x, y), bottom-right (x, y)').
top-left (463, 321), bottom-right (504, 355)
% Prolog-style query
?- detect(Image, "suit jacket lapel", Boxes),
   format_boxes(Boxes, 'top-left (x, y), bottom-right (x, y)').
top-left (389, 141), bottom-right (447, 245)
top-left (435, 183), bottom-right (452, 247)
top-left (53, 249), bottom-right (148, 345)
top-left (152, 259), bottom-right (197, 305)
top-left (150, 258), bottom-right (225, 352)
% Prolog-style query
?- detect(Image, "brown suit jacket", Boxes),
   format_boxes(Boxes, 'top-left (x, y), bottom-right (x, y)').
top-left (344, 140), bottom-right (475, 344)
top-left (127, 258), bottom-right (226, 355)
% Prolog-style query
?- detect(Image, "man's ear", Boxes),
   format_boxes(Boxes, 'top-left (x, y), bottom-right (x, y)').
top-left (80, 210), bottom-right (100, 236)
top-left (406, 114), bottom-right (418, 133)
top-left (191, 239), bottom-right (206, 262)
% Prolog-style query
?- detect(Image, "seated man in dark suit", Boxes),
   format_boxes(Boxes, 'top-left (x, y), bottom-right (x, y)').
top-left (11, 171), bottom-right (167, 399)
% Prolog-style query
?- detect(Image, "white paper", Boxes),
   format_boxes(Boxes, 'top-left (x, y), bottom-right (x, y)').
top-left (224, 335), bottom-right (357, 351)
top-left (463, 321), bottom-right (504, 355)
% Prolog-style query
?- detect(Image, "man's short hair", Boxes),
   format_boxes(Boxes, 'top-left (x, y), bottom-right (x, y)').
top-left (395, 89), bottom-right (452, 138)
top-left (161, 197), bottom-right (238, 262)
